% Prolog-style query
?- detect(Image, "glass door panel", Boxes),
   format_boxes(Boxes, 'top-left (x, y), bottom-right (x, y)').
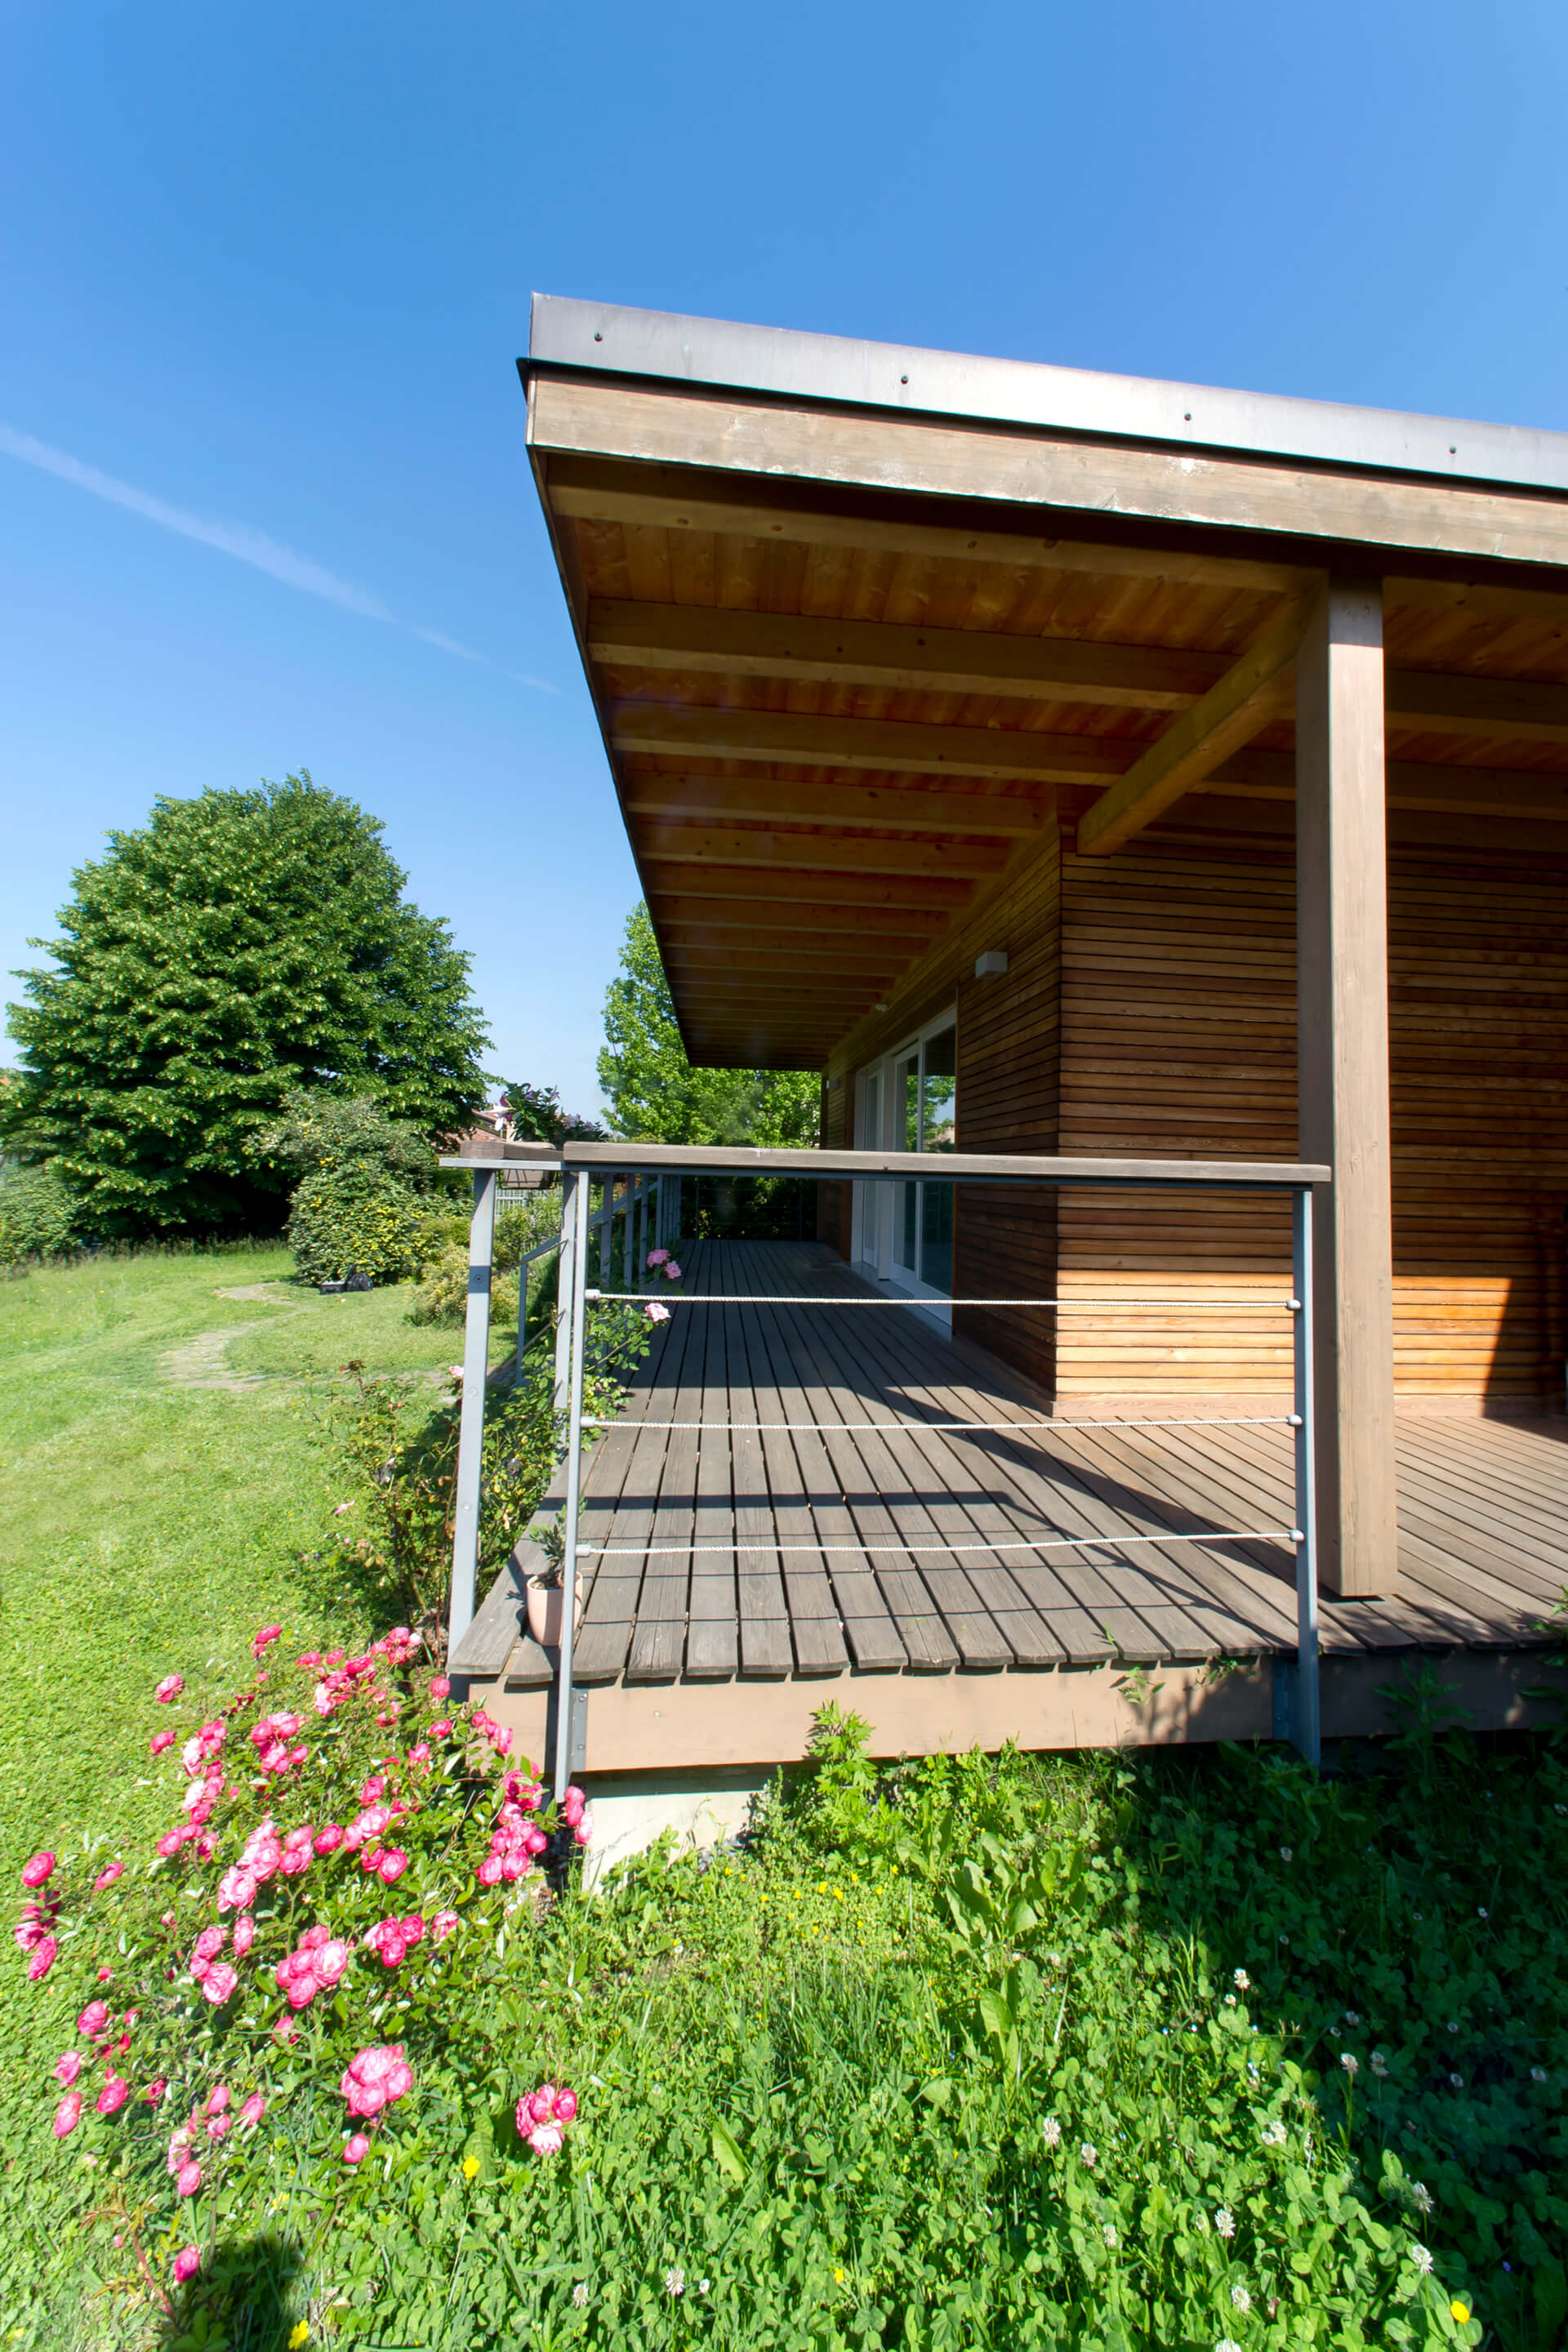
top-left (895, 1054), bottom-right (919, 1271)
top-left (858, 1071), bottom-right (880, 1266)
top-left (917, 1027), bottom-right (956, 1293)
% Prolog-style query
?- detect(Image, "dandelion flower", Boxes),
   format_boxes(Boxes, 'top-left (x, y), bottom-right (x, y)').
top-left (462, 2156), bottom-right (479, 2180)
top-left (288, 2328), bottom-right (310, 2350)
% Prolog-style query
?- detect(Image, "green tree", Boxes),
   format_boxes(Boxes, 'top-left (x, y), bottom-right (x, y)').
top-left (3, 773), bottom-right (488, 1234)
top-left (595, 902), bottom-right (820, 1144)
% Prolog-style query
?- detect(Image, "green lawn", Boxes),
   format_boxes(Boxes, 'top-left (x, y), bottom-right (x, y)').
top-left (0, 1246), bottom-right (459, 1877)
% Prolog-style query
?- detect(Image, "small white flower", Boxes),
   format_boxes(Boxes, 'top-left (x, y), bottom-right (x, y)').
top-left (1279, 1847), bottom-right (1293, 1863)
top-left (572, 2283), bottom-right (589, 2308)
top-left (1477, 1907), bottom-right (1488, 1919)
top-left (698, 2279), bottom-right (710, 2296)
top-left (1261, 2119), bottom-right (1286, 2146)
top-left (1446, 2020), bottom-right (1459, 2034)
top-left (1410, 2182), bottom-right (1433, 2216)
top-left (1233, 1969), bottom-right (1250, 1991)
top-left (1371, 2051), bottom-right (1388, 2078)
top-left (1215, 2207), bottom-right (1235, 2239)
top-left (1102, 2223), bottom-right (1117, 2247)
top-left (1344, 2010), bottom-right (1360, 2026)
top-left (1223, 1994), bottom-right (1236, 2008)
top-left (1532, 2067), bottom-right (1548, 2083)
top-left (1230, 2283), bottom-right (1251, 2312)
top-left (1556, 1804), bottom-right (1566, 1815)
top-left (1216, 2340), bottom-right (1244, 2352)
top-left (664, 2266), bottom-right (685, 2296)
top-left (1341, 2053), bottom-right (1359, 2077)
top-left (1042, 2114), bottom-right (1062, 2148)
top-left (1450, 2071), bottom-right (1463, 2088)
top-left (1411, 2245), bottom-right (1434, 2274)
top-left (1080, 2142), bottom-right (1097, 2167)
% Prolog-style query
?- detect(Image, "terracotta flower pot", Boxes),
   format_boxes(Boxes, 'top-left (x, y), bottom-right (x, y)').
top-left (526, 1574), bottom-right (582, 1647)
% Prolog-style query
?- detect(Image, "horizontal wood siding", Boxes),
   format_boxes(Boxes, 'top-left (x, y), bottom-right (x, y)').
top-left (951, 829), bottom-right (1060, 1392)
top-left (816, 1076), bottom-right (850, 1257)
top-left (1054, 809), bottom-right (1568, 1406)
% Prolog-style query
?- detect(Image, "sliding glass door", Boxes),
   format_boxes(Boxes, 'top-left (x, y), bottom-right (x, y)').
top-left (862, 1015), bottom-right (957, 1302)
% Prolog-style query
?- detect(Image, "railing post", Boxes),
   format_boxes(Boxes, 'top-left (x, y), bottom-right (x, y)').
top-left (447, 1167), bottom-right (497, 1661)
top-left (553, 1167), bottom-right (591, 1799)
top-left (552, 1172), bottom-right (576, 1415)
top-left (1290, 1183), bottom-right (1322, 1768)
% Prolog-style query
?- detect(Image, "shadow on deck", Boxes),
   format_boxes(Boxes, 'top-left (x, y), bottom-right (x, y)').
top-left (455, 1241), bottom-right (1568, 1772)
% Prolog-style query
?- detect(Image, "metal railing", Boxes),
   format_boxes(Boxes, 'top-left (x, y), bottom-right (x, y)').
top-left (439, 1143), bottom-right (1329, 1784)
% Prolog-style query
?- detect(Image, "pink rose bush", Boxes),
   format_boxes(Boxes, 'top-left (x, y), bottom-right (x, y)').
top-left (13, 1618), bottom-right (594, 2296)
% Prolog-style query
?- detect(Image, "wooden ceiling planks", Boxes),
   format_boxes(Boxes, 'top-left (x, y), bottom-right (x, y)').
top-left (534, 406), bottom-right (1568, 1068)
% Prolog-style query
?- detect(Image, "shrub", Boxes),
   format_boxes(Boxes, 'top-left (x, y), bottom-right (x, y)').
top-left (0, 1159), bottom-right (82, 1265)
top-left (261, 1086), bottom-right (443, 1190)
top-left (11, 1624), bottom-right (590, 2341)
top-left (287, 1166), bottom-right (431, 1285)
top-left (406, 1242), bottom-right (519, 1330)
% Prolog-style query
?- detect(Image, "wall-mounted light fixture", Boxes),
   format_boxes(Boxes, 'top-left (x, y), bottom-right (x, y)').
top-left (974, 950), bottom-right (1009, 978)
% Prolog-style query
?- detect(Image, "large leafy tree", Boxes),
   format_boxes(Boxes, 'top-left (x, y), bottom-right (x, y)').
top-left (4, 773), bottom-right (488, 1234)
top-left (596, 902), bottom-right (820, 1144)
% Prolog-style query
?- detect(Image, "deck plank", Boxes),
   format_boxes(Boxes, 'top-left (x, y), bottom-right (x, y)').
top-left (721, 1257), bottom-right (800, 1677)
top-left (686, 1249), bottom-right (741, 1679)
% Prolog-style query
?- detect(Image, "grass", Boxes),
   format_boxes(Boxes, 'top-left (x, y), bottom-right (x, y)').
top-left (0, 1245), bottom-right (461, 1877)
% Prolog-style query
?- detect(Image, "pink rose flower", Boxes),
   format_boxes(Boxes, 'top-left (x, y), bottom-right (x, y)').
top-left (647, 1246), bottom-right (670, 1267)
top-left (554, 2087), bottom-right (578, 2123)
top-left (154, 1676), bottom-right (184, 1704)
top-left (149, 1731), bottom-right (176, 1756)
top-left (54, 2051), bottom-right (82, 2087)
top-left (97, 2075), bottom-right (131, 2115)
top-left (206, 2113), bottom-right (229, 2140)
top-left (314, 1824), bottom-right (344, 1854)
top-left (207, 2085), bottom-right (230, 2114)
top-left (433, 1909), bottom-right (459, 1941)
top-left (232, 1914), bottom-right (255, 1957)
top-left (476, 1855), bottom-right (503, 1886)
top-left (53, 2091), bottom-right (83, 2136)
top-left (430, 1717), bottom-right (452, 1739)
top-left (93, 1860), bottom-right (125, 1892)
top-left (573, 1811), bottom-right (595, 1847)
top-left (644, 1300), bottom-right (671, 1324)
top-left (430, 1675), bottom-right (451, 1699)
top-left (360, 1776), bottom-right (386, 1803)
top-left (27, 1936), bottom-right (59, 1980)
top-left (528, 2117), bottom-right (565, 2155)
top-left (191, 1926), bottom-right (225, 1966)
top-left (200, 1964), bottom-right (238, 2007)
top-left (145, 2078), bottom-right (167, 2103)
top-left (20, 1851), bottom-right (56, 1888)
top-left (172, 2247), bottom-right (202, 2284)
top-left (315, 1938), bottom-right (351, 1985)
top-left (217, 1866), bottom-right (256, 1913)
top-left (343, 2132), bottom-right (370, 2164)
top-left (663, 1260), bottom-right (682, 1281)
top-left (377, 1848), bottom-right (409, 1885)
top-left (341, 2043), bottom-right (411, 2118)
top-left (176, 2160), bottom-right (202, 2197)
top-left (77, 2002), bottom-right (110, 2038)
top-left (238, 2092), bottom-right (266, 2127)
top-left (252, 1624), bottom-right (283, 1658)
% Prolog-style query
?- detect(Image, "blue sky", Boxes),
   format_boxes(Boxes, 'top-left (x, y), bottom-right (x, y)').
top-left (4, 1), bottom-right (1566, 1116)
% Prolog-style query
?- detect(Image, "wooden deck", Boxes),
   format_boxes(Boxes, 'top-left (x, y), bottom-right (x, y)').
top-left (458, 1242), bottom-right (1568, 1769)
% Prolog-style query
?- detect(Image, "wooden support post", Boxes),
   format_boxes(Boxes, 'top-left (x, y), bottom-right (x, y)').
top-left (1295, 580), bottom-right (1397, 1597)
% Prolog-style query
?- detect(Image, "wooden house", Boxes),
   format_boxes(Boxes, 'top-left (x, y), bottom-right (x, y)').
top-left (441, 302), bottom-right (1568, 1802)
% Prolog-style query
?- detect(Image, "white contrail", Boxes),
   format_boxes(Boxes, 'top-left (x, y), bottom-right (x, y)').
top-left (0, 419), bottom-right (555, 688)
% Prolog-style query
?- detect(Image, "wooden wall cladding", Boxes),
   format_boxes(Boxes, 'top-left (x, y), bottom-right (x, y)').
top-left (816, 1075), bottom-right (851, 1257)
top-left (1054, 810), bottom-right (1568, 1407)
top-left (951, 829), bottom-right (1061, 1391)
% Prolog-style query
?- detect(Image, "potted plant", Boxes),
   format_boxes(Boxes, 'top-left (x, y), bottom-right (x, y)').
top-left (525, 1511), bottom-right (583, 1647)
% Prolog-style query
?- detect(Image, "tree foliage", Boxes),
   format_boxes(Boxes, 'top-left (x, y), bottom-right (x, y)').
top-left (495, 1080), bottom-right (607, 1146)
top-left (595, 903), bottom-right (820, 1145)
top-left (259, 1085), bottom-right (441, 1189)
top-left (3, 774), bottom-right (488, 1235)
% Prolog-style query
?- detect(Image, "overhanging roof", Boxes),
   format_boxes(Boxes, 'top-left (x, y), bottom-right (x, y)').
top-left (520, 298), bottom-right (1568, 1072)
top-left (528, 296), bottom-right (1568, 498)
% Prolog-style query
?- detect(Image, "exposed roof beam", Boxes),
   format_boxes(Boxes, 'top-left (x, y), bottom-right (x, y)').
top-left (1200, 746), bottom-right (1568, 820)
top-left (590, 599), bottom-right (1230, 709)
top-left (638, 822), bottom-right (1009, 880)
top-left (546, 457), bottom-right (1312, 594)
top-left (535, 382), bottom-right (1568, 572)
top-left (644, 866), bottom-right (975, 911)
top-left (1387, 670), bottom-right (1568, 744)
top-left (650, 894), bottom-right (950, 940)
top-left (626, 774), bottom-right (1054, 837)
top-left (666, 943), bottom-right (911, 974)
top-left (1076, 598), bottom-right (1317, 857)
top-left (613, 703), bottom-right (1131, 782)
